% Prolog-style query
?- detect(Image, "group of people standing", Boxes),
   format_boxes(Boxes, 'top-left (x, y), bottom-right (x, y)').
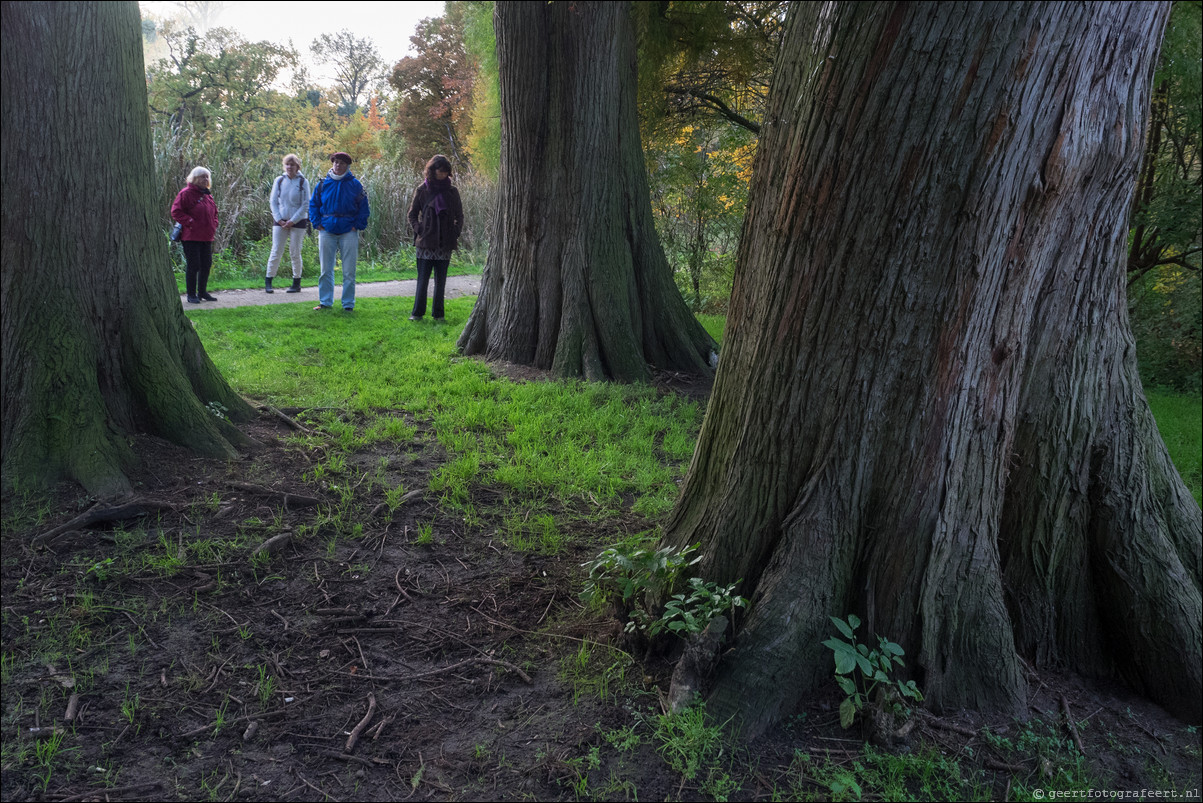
top-left (170, 152), bottom-right (463, 320)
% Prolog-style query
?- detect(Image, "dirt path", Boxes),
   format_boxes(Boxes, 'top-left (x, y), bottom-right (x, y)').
top-left (182, 274), bottom-right (482, 309)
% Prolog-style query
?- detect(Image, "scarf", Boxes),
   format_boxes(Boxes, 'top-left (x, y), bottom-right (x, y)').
top-left (424, 176), bottom-right (452, 215)
top-left (327, 168), bottom-right (350, 181)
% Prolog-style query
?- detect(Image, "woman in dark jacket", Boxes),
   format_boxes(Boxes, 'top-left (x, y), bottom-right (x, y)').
top-left (170, 166), bottom-right (219, 303)
top-left (406, 155), bottom-right (463, 321)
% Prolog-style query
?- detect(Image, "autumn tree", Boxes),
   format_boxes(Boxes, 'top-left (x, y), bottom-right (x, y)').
top-left (1, 0), bottom-right (252, 497)
top-left (457, 1), bottom-right (716, 382)
top-left (311, 29), bottom-right (384, 116)
top-left (389, 3), bottom-right (477, 169)
top-left (662, 1), bottom-right (1202, 733)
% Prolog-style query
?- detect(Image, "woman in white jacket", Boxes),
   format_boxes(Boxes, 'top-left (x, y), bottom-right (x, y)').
top-left (265, 154), bottom-right (311, 293)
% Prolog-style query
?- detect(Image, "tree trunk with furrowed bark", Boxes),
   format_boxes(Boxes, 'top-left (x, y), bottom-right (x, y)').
top-left (662, 0), bottom-right (1200, 734)
top-left (456, 1), bottom-right (716, 382)
top-left (1, 1), bottom-right (252, 497)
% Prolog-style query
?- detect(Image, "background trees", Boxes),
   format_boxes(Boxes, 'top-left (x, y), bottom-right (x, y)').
top-left (310, 29), bottom-right (385, 117)
top-left (663, 0), bottom-right (1200, 733)
top-left (2, 0), bottom-right (252, 496)
top-left (389, 2), bottom-right (477, 170)
top-left (1127, 0), bottom-right (1202, 391)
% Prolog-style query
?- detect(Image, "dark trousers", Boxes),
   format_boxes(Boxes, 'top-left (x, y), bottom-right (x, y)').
top-left (413, 258), bottom-right (449, 318)
top-left (182, 240), bottom-right (213, 297)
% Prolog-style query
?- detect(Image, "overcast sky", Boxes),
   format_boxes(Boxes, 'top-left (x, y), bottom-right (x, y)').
top-left (140, 1), bottom-right (447, 79)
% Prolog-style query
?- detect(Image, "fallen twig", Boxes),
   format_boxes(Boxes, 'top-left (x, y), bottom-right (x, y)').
top-left (260, 403), bottom-right (314, 434)
top-left (57, 781), bottom-right (163, 802)
top-left (33, 499), bottom-right (175, 546)
top-left (63, 693), bottom-right (81, 723)
top-left (345, 693), bottom-right (377, 753)
top-left (253, 532), bottom-right (294, 559)
top-left (918, 711), bottom-right (978, 738)
top-left (1060, 694), bottom-right (1085, 754)
top-left (177, 708), bottom-right (285, 740)
top-left (226, 481), bottom-right (321, 508)
top-left (354, 656), bottom-right (532, 685)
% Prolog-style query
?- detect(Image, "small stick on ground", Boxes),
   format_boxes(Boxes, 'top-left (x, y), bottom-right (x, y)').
top-left (177, 708), bottom-right (285, 740)
top-left (33, 499), bottom-right (176, 546)
top-left (393, 567), bottom-right (415, 603)
top-left (260, 403), bottom-right (315, 434)
top-left (57, 781), bottom-right (163, 802)
top-left (316, 748), bottom-right (377, 767)
top-left (253, 532), bottom-right (294, 559)
top-left (345, 692), bottom-right (377, 753)
top-left (227, 481), bottom-right (321, 509)
top-left (63, 693), bottom-right (81, 723)
top-left (370, 713), bottom-right (395, 741)
top-left (1060, 694), bottom-right (1086, 754)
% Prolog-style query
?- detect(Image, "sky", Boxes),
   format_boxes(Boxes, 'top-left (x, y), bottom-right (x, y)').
top-left (140, 1), bottom-right (447, 80)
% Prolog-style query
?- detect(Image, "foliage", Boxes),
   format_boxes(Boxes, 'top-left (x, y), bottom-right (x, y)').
top-left (462, 1), bottom-right (501, 180)
top-left (822, 615), bottom-right (923, 730)
top-left (660, 576), bottom-right (747, 636)
top-left (1131, 264), bottom-right (1203, 391)
top-left (310, 29), bottom-right (385, 116)
top-left (581, 540), bottom-right (700, 610)
top-left (1127, 1), bottom-right (1202, 391)
top-left (581, 541), bottom-right (745, 638)
top-left (389, 2), bottom-right (477, 171)
top-left (635, 1), bottom-right (785, 135)
top-left (146, 23), bottom-right (305, 155)
top-left (646, 120), bottom-right (754, 311)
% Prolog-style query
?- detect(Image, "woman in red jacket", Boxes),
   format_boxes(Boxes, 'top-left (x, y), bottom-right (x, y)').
top-left (170, 166), bottom-right (219, 304)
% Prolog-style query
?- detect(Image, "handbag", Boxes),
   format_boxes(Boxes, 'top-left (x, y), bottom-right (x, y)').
top-left (170, 221), bottom-right (182, 242)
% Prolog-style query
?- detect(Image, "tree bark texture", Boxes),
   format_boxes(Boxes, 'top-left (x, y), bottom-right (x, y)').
top-left (456, 1), bottom-right (716, 382)
top-left (1, 1), bottom-right (252, 497)
top-left (663, 1), bottom-right (1200, 733)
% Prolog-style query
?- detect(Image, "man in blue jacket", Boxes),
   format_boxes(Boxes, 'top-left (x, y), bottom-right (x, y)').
top-left (309, 152), bottom-right (370, 311)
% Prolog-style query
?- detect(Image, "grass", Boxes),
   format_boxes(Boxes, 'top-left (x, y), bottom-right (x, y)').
top-left (1145, 390), bottom-right (1203, 506)
top-left (188, 297), bottom-right (704, 519)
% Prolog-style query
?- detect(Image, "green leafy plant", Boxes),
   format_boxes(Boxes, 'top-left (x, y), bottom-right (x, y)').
top-left (660, 576), bottom-right (747, 636)
top-left (822, 614), bottom-right (923, 729)
top-left (583, 540), bottom-right (745, 638)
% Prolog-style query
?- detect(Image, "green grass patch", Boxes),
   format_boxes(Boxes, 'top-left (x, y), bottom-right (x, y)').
top-left (1146, 390), bottom-right (1202, 506)
top-left (190, 297), bottom-right (703, 515)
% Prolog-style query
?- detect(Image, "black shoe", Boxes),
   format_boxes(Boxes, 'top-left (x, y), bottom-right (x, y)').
top-left (199, 292), bottom-right (217, 301)
top-left (186, 295), bottom-right (201, 304)
top-left (313, 305), bottom-right (330, 311)
top-left (433, 317), bottom-right (445, 323)
top-left (408, 315), bottom-right (421, 321)
top-left (342, 307), bottom-right (354, 312)
top-left (286, 278), bottom-right (302, 293)
top-left (265, 277), bottom-right (274, 294)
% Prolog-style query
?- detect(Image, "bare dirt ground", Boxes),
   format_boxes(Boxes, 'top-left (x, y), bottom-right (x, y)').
top-left (2, 393), bottom-right (1200, 801)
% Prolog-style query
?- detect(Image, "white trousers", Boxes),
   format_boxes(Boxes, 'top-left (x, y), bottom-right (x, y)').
top-left (266, 225), bottom-right (305, 278)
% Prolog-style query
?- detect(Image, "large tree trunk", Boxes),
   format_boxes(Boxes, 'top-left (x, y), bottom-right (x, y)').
top-left (1, 1), bottom-right (252, 498)
top-left (663, 1), bottom-right (1201, 734)
top-left (456, 1), bottom-right (716, 382)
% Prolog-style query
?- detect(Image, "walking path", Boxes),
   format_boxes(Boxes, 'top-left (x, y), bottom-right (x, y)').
top-left (181, 275), bottom-right (482, 310)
